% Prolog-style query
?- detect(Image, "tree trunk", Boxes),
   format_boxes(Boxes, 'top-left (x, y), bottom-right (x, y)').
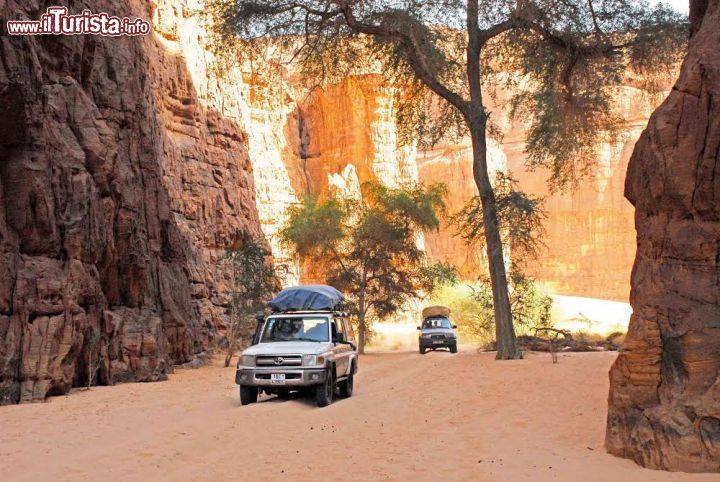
top-left (468, 119), bottom-right (522, 360)
top-left (464, 0), bottom-right (520, 360)
top-left (357, 306), bottom-right (366, 355)
top-left (356, 287), bottom-right (367, 354)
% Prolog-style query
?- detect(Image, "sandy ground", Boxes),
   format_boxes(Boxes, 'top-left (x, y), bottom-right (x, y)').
top-left (0, 349), bottom-right (715, 481)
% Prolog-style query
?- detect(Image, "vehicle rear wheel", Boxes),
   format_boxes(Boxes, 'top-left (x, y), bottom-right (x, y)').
top-left (240, 385), bottom-right (258, 405)
top-left (338, 365), bottom-right (354, 398)
top-left (419, 346), bottom-right (426, 354)
top-left (450, 344), bottom-right (458, 354)
top-left (315, 368), bottom-right (335, 407)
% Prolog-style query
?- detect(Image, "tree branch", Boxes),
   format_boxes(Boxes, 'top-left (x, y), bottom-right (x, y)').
top-left (467, 0), bottom-right (482, 108)
top-left (337, 2), bottom-right (469, 112)
top-left (478, 9), bottom-right (634, 56)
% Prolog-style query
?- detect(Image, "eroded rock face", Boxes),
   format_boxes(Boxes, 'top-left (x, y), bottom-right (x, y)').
top-left (0, 0), bottom-right (262, 403)
top-left (417, 138), bottom-right (507, 276)
top-left (301, 75), bottom-right (419, 193)
top-left (606, 0), bottom-right (720, 471)
top-left (417, 83), bottom-right (665, 300)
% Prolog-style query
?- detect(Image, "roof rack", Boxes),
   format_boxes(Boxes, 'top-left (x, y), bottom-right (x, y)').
top-left (269, 309), bottom-right (349, 317)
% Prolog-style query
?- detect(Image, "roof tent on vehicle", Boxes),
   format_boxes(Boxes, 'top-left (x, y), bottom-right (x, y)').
top-left (421, 305), bottom-right (451, 319)
top-left (268, 285), bottom-right (345, 312)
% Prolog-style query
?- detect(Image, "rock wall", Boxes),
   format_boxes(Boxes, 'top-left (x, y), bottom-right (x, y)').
top-left (417, 138), bottom-right (507, 276)
top-left (605, 0), bottom-right (720, 471)
top-left (0, 0), bottom-right (263, 403)
top-left (417, 84), bottom-right (666, 301)
top-left (302, 75), bottom-right (419, 193)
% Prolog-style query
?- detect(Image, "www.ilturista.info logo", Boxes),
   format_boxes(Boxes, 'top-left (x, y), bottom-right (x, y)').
top-left (6, 7), bottom-right (151, 36)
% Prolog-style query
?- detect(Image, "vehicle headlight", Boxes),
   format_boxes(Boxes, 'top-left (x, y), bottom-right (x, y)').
top-left (446, 333), bottom-right (457, 339)
top-left (241, 355), bottom-right (255, 367)
top-left (302, 354), bottom-right (326, 366)
top-left (421, 333), bottom-right (431, 338)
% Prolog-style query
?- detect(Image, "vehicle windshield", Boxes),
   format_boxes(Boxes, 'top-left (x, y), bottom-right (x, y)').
top-left (260, 316), bottom-right (330, 343)
top-left (423, 317), bottom-right (453, 329)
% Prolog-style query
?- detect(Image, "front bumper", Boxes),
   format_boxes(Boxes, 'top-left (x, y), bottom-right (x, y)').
top-left (420, 338), bottom-right (457, 349)
top-left (235, 367), bottom-right (327, 387)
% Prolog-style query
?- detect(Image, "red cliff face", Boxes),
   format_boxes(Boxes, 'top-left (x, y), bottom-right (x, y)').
top-left (0, 0), bottom-right (262, 403)
top-left (606, 0), bottom-right (720, 471)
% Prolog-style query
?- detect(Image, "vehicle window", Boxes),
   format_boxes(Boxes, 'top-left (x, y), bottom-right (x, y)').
top-left (336, 318), bottom-right (347, 340)
top-left (260, 317), bottom-right (330, 342)
top-left (422, 317), bottom-right (452, 329)
top-left (339, 318), bottom-right (349, 340)
top-left (330, 319), bottom-right (340, 341)
top-left (345, 319), bottom-right (355, 339)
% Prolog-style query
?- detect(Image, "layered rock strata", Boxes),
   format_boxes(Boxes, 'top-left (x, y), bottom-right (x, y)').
top-left (0, 0), bottom-right (262, 403)
top-left (605, 0), bottom-right (720, 471)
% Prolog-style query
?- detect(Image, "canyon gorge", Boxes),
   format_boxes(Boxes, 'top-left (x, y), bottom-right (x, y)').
top-left (2, 0), bottom-right (719, 475)
top-left (0, 0), bottom-right (672, 403)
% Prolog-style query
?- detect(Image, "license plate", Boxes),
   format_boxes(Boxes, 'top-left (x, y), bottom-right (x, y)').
top-left (271, 374), bottom-right (286, 385)
top-left (433, 340), bottom-right (444, 344)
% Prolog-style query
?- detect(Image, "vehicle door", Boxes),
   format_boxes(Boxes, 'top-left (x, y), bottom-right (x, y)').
top-left (331, 318), bottom-right (349, 376)
top-left (342, 318), bottom-right (357, 373)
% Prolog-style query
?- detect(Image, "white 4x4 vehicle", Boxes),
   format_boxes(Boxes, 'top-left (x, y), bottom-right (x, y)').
top-left (235, 286), bottom-right (358, 407)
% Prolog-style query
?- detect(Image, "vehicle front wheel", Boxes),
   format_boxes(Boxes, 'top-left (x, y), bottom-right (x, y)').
top-left (315, 368), bottom-right (335, 407)
top-left (450, 344), bottom-right (458, 354)
top-left (419, 346), bottom-right (426, 355)
top-left (240, 385), bottom-right (258, 405)
top-left (338, 365), bottom-right (354, 398)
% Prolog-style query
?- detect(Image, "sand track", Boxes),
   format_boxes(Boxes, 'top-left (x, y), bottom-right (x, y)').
top-left (0, 349), bottom-right (714, 481)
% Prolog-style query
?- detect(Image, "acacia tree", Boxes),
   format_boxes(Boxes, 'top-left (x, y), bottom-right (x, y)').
top-left (224, 234), bottom-right (280, 367)
top-left (210, 0), bottom-right (686, 359)
top-left (281, 182), bottom-right (455, 353)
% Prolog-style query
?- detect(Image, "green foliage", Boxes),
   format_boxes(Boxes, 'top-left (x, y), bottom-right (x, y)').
top-left (432, 272), bottom-right (553, 346)
top-left (454, 171), bottom-right (546, 266)
top-left (223, 234), bottom-right (280, 365)
top-left (208, 0), bottom-right (687, 188)
top-left (281, 182), bottom-right (456, 350)
top-left (225, 234), bottom-right (280, 312)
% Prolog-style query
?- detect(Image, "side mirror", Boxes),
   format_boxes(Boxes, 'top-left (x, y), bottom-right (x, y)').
top-left (453, 325), bottom-right (458, 329)
top-left (416, 326), bottom-right (421, 331)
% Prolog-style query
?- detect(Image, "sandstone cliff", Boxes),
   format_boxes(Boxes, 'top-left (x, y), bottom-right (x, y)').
top-left (0, 0), bottom-right (263, 403)
top-left (0, 0), bottom-right (680, 404)
top-left (417, 84), bottom-right (666, 301)
top-left (606, 0), bottom-right (720, 471)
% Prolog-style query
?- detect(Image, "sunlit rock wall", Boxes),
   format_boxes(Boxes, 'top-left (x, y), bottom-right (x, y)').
top-left (417, 84), bottom-right (668, 302)
top-left (302, 75), bottom-right (419, 193)
top-left (417, 138), bottom-right (507, 276)
top-left (498, 87), bottom-right (664, 301)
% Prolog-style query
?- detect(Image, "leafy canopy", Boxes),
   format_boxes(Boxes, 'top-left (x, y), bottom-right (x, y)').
top-left (281, 182), bottom-right (456, 322)
top-left (209, 0), bottom-right (687, 188)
